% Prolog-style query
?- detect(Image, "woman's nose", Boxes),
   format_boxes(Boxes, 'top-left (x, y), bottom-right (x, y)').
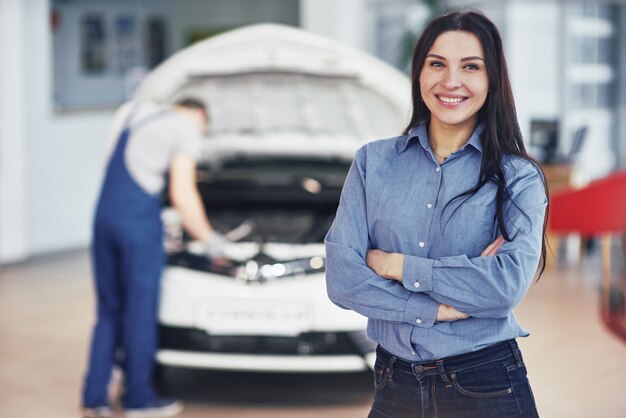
top-left (441, 69), bottom-right (462, 89)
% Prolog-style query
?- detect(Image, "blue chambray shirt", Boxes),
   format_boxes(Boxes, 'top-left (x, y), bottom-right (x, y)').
top-left (325, 122), bottom-right (547, 361)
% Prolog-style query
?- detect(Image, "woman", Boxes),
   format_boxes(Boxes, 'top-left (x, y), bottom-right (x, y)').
top-left (325, 10), bottom-right (547, 418)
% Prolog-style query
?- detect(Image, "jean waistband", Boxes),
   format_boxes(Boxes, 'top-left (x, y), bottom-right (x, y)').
top-left (376, 339), bottom-right (523, 377)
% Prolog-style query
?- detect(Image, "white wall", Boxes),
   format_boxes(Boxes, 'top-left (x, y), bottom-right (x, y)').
top-left (0, 0), bottom-right (27, 263)
top-left (22, 0), bottom-right (114, 258)
top-left (300, 0), bottom-right (368, 52)
top-left (505, 2), bottom-right (561, 144)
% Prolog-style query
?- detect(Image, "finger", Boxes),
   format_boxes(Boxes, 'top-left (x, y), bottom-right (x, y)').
top-left (490, 236), bottom-right (505, 255)
top-left (480, 243), bottom-right (494, 257)
top-left (481, 238), bottom-right (498, 256)
top-left (366, 251), bottom-right (378, 267)
top-left (481, 235), bottom-right (504, 256)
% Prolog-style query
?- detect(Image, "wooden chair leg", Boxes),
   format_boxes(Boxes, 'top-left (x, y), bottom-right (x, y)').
top-left (546, 231), bottom-right (560, 271)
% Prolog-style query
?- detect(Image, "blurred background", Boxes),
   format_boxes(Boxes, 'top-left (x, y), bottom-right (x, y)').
top-left (1, 0), bottom-right (625, 417)
top-left (2, 0), bottom-right (625, 263)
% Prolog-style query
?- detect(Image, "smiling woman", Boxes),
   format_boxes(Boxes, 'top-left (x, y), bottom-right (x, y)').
top-left (325, 10), bottom-right (549, 418)
top-left (419, 31), bottom-right (489, 157)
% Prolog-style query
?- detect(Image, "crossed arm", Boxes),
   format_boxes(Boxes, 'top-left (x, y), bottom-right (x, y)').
top-left (366, 236), bottom-right (505, 321)
top-left (325, 147), bottom-right (546, 326)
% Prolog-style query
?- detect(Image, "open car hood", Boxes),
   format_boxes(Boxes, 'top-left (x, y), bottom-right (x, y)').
top-left (165, 154), bottom-right (351, 278)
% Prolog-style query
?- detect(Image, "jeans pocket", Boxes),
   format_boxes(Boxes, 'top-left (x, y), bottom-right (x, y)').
top-left (450, 360), bottom-right (513, 398)
top-left (373, 358), bottom-right (392, 390)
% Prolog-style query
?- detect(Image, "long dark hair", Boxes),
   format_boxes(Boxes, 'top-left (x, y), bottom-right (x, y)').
top-left (404, 10), bottom-right (549, 279)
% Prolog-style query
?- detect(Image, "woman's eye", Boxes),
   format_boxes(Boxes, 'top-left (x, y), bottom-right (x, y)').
top-left (430, 61), bottom-right (444, 68)
top-left (464, 63), bottom-right (480, 70)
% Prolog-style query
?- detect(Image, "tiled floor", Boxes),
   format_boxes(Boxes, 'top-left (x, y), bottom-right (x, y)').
top-left (1, 244), bottom-right (625, 418)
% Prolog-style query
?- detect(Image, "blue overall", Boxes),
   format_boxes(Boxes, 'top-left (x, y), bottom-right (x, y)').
top-left (83, 110), bottom-right (168, 408)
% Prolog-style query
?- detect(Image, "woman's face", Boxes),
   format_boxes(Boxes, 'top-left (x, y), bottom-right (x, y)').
top-left (419, 30), bottom-right (489, 132)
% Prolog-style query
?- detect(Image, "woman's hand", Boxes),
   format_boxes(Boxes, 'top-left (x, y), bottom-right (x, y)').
top-left (366, 250), bottom-right (469, 321)
top-left (366, 249), bottom-right (405, 282)
top-left (481, 235), bottom-right (505, 256)
top-left (436, 304), bottom-right (470, 321)
top-left (367, 237), bottom-right (504, 320)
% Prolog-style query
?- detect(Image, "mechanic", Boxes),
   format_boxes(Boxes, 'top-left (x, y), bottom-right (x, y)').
top-left (81, 98), bottom-right (224, 418)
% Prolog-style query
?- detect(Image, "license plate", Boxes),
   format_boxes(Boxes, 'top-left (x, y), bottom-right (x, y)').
top-left (194, 298), bottom-right (312, 336)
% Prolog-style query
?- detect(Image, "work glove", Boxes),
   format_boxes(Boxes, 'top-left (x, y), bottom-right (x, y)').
top-left (205, 232), bottom-right (227, 259)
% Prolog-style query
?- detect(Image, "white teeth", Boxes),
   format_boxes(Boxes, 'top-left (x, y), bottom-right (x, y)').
top-left (439, 96), bottom-right (463, 104)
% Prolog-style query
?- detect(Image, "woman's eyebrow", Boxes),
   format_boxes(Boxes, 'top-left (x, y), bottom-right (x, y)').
top-left (426, 53), bottom-right (485, 62)
top-left (461, 56), bottom-right (485, 62)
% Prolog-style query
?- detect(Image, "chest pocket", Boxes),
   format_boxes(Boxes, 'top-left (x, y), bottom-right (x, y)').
top-left (441, 203), bottom-right (497, 257)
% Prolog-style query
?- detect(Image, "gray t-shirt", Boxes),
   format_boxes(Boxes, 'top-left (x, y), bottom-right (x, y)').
top-left (106, 101), bottom-right (203, 195)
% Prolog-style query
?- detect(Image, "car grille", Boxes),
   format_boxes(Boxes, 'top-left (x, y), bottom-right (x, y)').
top-left (167, 251), bottom-right (326, 283)
top-left (159, 326), bottom-right (374, 356)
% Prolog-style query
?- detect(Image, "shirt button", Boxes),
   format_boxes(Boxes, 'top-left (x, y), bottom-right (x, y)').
top-left (411, 351), bottom-right (416, 356)
top-left (436, 167), bottom-right (441, 173)
top-left (426, 203), bottom-right (432, 209)
top-left (416, 318), bottom-right (422, 324)
top-left (419, 242), bottom-right (425, 248)
top-left (414, 282), bottom-right (420, 288)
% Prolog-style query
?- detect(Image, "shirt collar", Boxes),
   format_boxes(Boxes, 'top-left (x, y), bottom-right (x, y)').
top-left (399, 122), bottom-right (485, 155)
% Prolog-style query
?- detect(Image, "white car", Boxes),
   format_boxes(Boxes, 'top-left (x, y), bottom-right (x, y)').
top-left (135, 23), bottom-right (410, 373)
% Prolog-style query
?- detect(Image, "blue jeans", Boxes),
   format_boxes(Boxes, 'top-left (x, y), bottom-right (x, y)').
top-left (369, 340), bottom-right (539, 418)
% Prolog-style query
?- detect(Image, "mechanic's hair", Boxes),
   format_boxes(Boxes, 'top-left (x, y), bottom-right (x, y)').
top-left (175, 97), bottom-right (209, 121)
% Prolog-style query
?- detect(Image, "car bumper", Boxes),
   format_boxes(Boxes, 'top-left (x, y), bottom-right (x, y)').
top-left (157, 325), bottom-right (375, 372)
top-left (157, 350), bottom-right (375, 373)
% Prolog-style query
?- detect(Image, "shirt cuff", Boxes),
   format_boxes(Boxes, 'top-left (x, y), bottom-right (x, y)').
top-left (403, 292), bottom-right (438, 328)
top-left (402, 254), bottom-right (435, 292)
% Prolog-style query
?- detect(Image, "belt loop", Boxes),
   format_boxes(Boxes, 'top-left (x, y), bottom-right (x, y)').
top-left (436, 360), bottom-right (452, 388)
top-left (509, 340), bottom-right (523, 367)
top-left (388, 355), bottom-right (397, 370)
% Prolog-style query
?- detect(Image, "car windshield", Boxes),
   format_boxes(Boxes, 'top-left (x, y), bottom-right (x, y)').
top-left (174, 72), bottom-right (404, 139)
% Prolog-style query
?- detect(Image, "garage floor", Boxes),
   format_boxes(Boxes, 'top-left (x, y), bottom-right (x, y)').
top-left (1, 244), bottom-right (625, 418)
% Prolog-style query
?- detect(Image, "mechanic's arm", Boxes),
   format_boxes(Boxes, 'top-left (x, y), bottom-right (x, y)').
top-left (169, 153), bottom-right (216, 242)
top-left (325, 147), bottom-right (447, 328)
top-left (368, 164), bottom-right (547, 319)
